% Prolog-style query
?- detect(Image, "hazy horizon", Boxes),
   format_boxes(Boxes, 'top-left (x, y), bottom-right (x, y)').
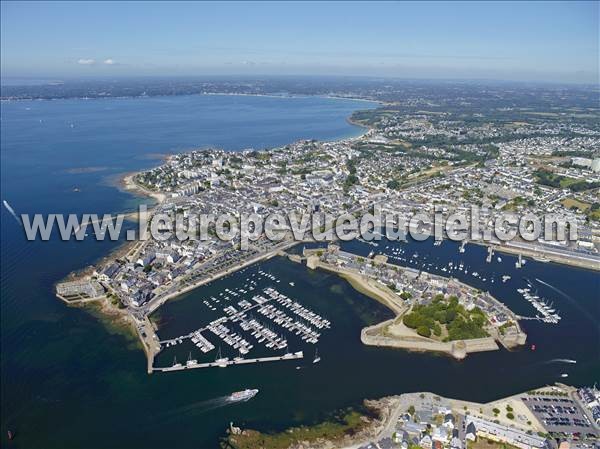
top-left (1, 1), bottom-right (598, 84)
top-left (1, 74), bottom-right (598, 89)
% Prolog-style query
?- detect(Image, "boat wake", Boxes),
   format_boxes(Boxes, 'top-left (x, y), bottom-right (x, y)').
top-left (529, 358), bottom-right (577, 371)
top-left (546, 358), bottom-right (577, 365)
top-left (162, 396), bottom-right (233, 418)
top-left (2, 200), bottom-right (21, 225)
top-left (534, 278), bottom-right (572, 300)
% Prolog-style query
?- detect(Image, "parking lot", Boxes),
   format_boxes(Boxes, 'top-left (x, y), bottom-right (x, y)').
top-left (522, 395), bottom-right (597, 438)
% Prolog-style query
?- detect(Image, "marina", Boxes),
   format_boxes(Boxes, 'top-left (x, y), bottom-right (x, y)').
top-left (155, 269), bottom-right (332, 371)
top-left (517, 285), bottom-right (562, 324)
top-left (343, 237), bottom-right (566, 329)
top-left (329, 235), bottom-right (577, 335)
top-left (379, 243), bottom-right (505, 285)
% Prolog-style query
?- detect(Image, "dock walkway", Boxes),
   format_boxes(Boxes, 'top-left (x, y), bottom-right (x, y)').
top-left (153, 351), bottom-right (304, 372)
top-left (158, 296), bottom-right (274, 346)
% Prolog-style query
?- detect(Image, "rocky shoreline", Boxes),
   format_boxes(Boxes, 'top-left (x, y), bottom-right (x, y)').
top-left (222, 397), bottom-right (399, 449)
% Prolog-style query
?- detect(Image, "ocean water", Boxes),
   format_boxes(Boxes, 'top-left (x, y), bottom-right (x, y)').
top-left (1, 94), bottom-right (598, 449)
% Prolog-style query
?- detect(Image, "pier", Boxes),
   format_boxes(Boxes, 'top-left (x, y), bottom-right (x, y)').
top-left (158, 295), bottom-right (275, 347)
top-left (159, 284), bottom-right (329, 353)
top-left (516, 286), bottom-right (561, 324)
top-left (153, 351), bottom-right (304, 372)
top-left (153, 279), bottom-right (331, 374)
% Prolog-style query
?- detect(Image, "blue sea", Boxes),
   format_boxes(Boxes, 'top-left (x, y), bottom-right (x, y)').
top-left (1, 94), bottom-right (598, 449)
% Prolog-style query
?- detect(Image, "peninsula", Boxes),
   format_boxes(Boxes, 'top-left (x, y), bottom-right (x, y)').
top-left (55, 90), bottom-right (599, 372)
top-left (303, 245), bottom-right (526, 359)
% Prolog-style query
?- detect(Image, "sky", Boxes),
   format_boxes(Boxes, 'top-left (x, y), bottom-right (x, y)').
top-left (1, 1), bottom-right (598, 84)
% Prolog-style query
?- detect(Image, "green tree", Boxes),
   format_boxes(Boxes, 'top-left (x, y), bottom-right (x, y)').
top-left (417, 326), bottom-right (432, 338)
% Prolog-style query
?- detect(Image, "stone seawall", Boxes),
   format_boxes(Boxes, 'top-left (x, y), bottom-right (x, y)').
top-left (361, 320), bottom-right (499, 360)
top-left (306, 253), bottom-right (519, 360)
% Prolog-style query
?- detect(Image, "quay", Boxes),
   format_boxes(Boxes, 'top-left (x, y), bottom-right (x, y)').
top-left (142, 239), bottom-right (299, 316)
top-left (152, 351), bottom-right (304, 372)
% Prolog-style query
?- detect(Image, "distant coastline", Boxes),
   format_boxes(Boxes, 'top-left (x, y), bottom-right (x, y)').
top-left (0, 89), bottom-right (381, 107)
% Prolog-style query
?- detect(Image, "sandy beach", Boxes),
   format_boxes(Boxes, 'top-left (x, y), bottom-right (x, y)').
top-left (121, 173), bottom-right (167, 205)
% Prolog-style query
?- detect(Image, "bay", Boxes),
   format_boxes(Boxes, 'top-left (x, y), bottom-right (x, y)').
top-left (1, 94), bottom-right (598, 449)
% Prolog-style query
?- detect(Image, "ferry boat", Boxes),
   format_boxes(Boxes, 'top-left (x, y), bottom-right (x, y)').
top-left (228, 389), bottom-right (259, 402)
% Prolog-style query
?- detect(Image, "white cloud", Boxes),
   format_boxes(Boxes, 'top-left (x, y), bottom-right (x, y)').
top-left (103, 58), bottom-right (117, 65)
top-left (77, 58), bottom-right (96, 65)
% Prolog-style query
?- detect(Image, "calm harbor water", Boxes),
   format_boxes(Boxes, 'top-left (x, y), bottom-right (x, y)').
top-left (1, 95), bottom-right (598, 449)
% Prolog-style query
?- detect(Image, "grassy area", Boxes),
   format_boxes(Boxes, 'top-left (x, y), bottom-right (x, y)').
top-left (561, 198), bottom-right (591, 212)
top-left (402, 294), bottom-right (489, 341)
top-left (561, 198), bottom-right (600, 222)
top-left (534, 169), bottom-right (600, 192)
top-left (501, 196), bottom-right (535, 211)
top-left (558, 177), bottom-right (580, 189)
top-left (468, 439), bottom-right (521, 449)
top-left (391, 139), bottom-right (413, 149)
top-left (223, 410), bottom-right (371, 449)
top-left (588, 209), bottom-right (600, 222)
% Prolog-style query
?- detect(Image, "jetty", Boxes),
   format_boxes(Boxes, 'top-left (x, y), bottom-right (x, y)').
top-left (153, 351), bottom-right (303, 372)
